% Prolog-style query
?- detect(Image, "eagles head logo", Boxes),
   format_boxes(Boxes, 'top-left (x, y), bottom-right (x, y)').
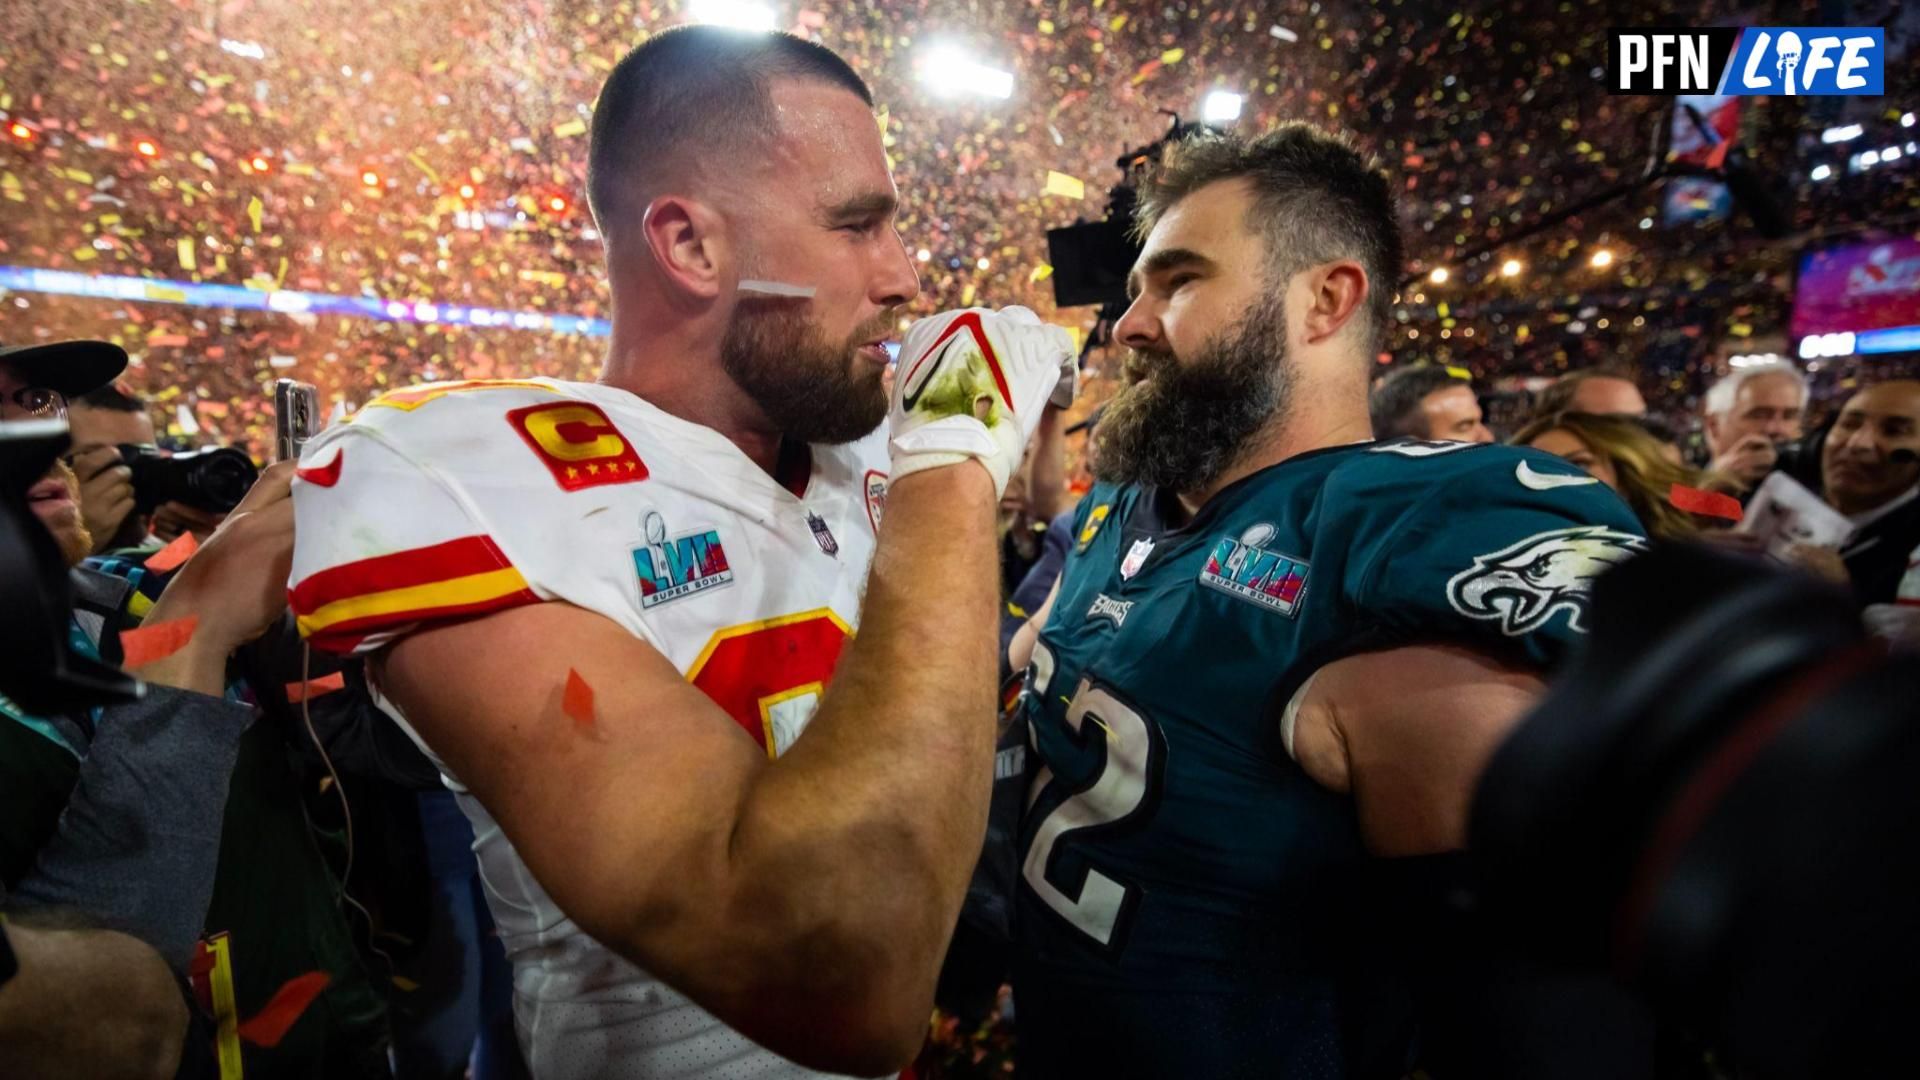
top-left (1445, 526), bottom-right (1646, 635)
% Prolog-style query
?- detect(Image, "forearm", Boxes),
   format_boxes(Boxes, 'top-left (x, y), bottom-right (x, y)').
top-left (717, 464), bottom-right (1001, 1051)
top-left (0, 921), bottom-right (188, 1080)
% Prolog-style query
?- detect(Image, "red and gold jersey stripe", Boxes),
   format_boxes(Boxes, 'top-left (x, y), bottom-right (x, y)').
top-left (292, 535), bottom-right (540, 650)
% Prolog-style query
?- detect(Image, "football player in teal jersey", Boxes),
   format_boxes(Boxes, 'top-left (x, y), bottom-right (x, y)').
top-left (1004, 124), bottom-right (1648, 1078)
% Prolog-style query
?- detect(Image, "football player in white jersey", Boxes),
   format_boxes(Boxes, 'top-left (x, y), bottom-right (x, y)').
top-left (289, 26), bottom-right (1074, 1080)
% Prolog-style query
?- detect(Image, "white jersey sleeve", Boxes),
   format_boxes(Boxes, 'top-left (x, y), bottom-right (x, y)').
top-left (288, 378), bottom-right (661, 655)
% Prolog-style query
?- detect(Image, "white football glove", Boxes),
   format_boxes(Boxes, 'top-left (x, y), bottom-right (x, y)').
top-left (888, 306), bottom-right (1077, 496)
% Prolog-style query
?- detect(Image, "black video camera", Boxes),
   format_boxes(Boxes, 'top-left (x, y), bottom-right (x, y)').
top-left (117, 443), bottom-right (259, 514)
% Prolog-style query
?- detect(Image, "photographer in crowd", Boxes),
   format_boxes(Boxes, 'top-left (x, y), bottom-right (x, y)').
top-left (65, 381), bottom-right (244, 560)
top-left (2, 337), bottom-right (390, 1077)
top-left (1700, 360), bottom-right (1807, 492)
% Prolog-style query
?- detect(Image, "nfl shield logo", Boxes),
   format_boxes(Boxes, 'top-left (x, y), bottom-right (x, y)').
top-left (1120, 537), bottom-right (1155, 580)
top-left (808, 512), bottom-right (840, 558)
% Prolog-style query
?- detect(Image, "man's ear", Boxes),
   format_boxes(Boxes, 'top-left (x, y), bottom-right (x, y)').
top-left (640, 195), bottom-right (729, 302)
top-left (1297, 260), bottom-right (1370, 347)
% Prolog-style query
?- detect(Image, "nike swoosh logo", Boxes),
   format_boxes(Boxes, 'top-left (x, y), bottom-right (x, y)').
top-left (897, 312), bottom-right (1014, 415)
top-left (1515, 461), bottom-right (1600, 491)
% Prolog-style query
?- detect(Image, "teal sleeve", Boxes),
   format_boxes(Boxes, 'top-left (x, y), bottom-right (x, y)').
top-left (1345, 447), bottom-right (1648, 669)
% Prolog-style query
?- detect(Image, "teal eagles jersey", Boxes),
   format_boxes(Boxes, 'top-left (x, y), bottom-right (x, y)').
top-left (1011, 439), bottom-right (1647, 1079)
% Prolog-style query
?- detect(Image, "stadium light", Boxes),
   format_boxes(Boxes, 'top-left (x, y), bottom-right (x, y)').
top-left (548, 195), bottom-right (570, 212)
top-left (250, 155), bottom-right (271, 173)
top-left (1428, 267), bottom-right (1449, 284)
top-left (915, 248), bottom-right (931, 262)
top-left (135, 140), bottom-right (159, 158)
top-left (1811, 163), bottom-right (1833, 181)
top-left (1821, 124), bottom-right (1864, 144)
top-left (1500, 258), bottom-right (1523, 278)
top-left (920, 47), bottom-right (1015, 101)
top-left (1883, 145), bottom-right (1904, 162)
top-left (7, 122), bottom-right (33, 142)
top-left (360, 169), bottom-right (381, 187)
top-left (685, 0), bottom-right (777, 32)
top-left (1202, 90), bottom-right (1245, 124)
top-left (1588, 248), bottom-right (1614, 269)
top-left (1903, 112), bottom-right (1916, 128)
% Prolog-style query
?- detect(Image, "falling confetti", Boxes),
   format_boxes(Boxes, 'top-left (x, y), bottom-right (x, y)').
top-left (562, 668), bottom-right (595, 730)
top-left (236, 972), bottom-right (332, 1048)
top-left (286, 670), bottom-right (349, 703)
top-left (119, 615), bottom-right (198, 668)
top-left (143, 531), bottom-right (200, 572)
top-left (1669, 484), bottom-right (1744, 523)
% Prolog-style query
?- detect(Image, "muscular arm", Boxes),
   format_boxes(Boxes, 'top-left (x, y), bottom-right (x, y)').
top-left (0, 917), bottom-right (188, 1080)
top-left (1286, 644), bottom-right (1544, 857)
top-left (376, 465), bottom-right (999, 1075)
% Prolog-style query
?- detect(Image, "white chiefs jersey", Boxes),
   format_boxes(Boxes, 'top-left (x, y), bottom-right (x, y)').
top-left (288, 377), bottom-right (890, 1079)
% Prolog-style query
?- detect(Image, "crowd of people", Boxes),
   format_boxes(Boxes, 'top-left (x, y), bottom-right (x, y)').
top-left (2, 3), bottom-right (1920, 1080)
top-left (1, 0), bottom-right (1916, 460)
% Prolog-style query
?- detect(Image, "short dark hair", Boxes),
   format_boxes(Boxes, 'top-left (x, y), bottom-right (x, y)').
top-left (1531, 367), bottom-right (1638, 421)
top-left (1133, 122), bottom-right (1404, 356)
top-left (587, 26), bottom-right (873, 248)
top-left (75, 380), bottom-right (145, 413)
top-left (1370, 365), bottom-right (1468, 439)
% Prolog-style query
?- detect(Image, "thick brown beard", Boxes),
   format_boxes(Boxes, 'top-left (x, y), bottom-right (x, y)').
top-left (1093, 293), bottom-right (1293, 494)
top-left (720, 305), bottom-right (893, 445)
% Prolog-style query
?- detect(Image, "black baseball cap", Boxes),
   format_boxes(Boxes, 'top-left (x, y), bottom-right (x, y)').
top-left (0, 339), bottom-right (129, 397)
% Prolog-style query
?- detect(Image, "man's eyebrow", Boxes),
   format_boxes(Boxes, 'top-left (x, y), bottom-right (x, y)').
top-left (1125, 247), bottom-right (1214, 301)
top-left (823, 191), bottom-right (898, 222)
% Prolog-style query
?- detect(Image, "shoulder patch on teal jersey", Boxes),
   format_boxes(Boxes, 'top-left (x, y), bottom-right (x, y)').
top-left (1076, 503), bottom-right (1112, 551)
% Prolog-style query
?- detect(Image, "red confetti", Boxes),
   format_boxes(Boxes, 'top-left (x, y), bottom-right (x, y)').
top-left (236, 971), bottom-right (331, 1048)
top-left (1670, 484), bottom-right (1744, 523)
top-left (562, 668), bottom-right (595, 730)
top-left (119, 616), bottom-right (198, 668)
top-left (286, 670), bottom-right (347, 703)
top-left (142, 531), bottom-right (199, 573)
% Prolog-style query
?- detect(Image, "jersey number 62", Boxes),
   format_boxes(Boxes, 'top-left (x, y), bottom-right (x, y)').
top-left (1020, 642), bottom-right (1168, 951)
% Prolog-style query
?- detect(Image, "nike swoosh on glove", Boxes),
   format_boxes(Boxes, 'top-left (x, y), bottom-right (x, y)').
top-left (888, 306), bottom-right (1077, 497)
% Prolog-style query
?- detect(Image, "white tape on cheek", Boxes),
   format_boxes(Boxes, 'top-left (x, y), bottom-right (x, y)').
top-left (738, 279), bottom-right (817, 298)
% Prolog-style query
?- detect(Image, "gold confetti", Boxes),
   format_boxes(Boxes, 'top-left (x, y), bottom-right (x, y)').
top-left (247, 196), bottom-right (264, 233)
top-left (1043, 171), bottom-right (1085, 199)
top-left (176, 237), bottom-right (197, 271)
top-left (551, 118), bottom-right (588, 138)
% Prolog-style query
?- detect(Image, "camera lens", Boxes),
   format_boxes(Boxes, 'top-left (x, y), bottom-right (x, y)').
top-left (187, 448), bottom-right (260, 512)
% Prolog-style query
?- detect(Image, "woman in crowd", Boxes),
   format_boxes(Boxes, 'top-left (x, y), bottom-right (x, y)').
top-left (1512, 411), bottom-right (1732, 542)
